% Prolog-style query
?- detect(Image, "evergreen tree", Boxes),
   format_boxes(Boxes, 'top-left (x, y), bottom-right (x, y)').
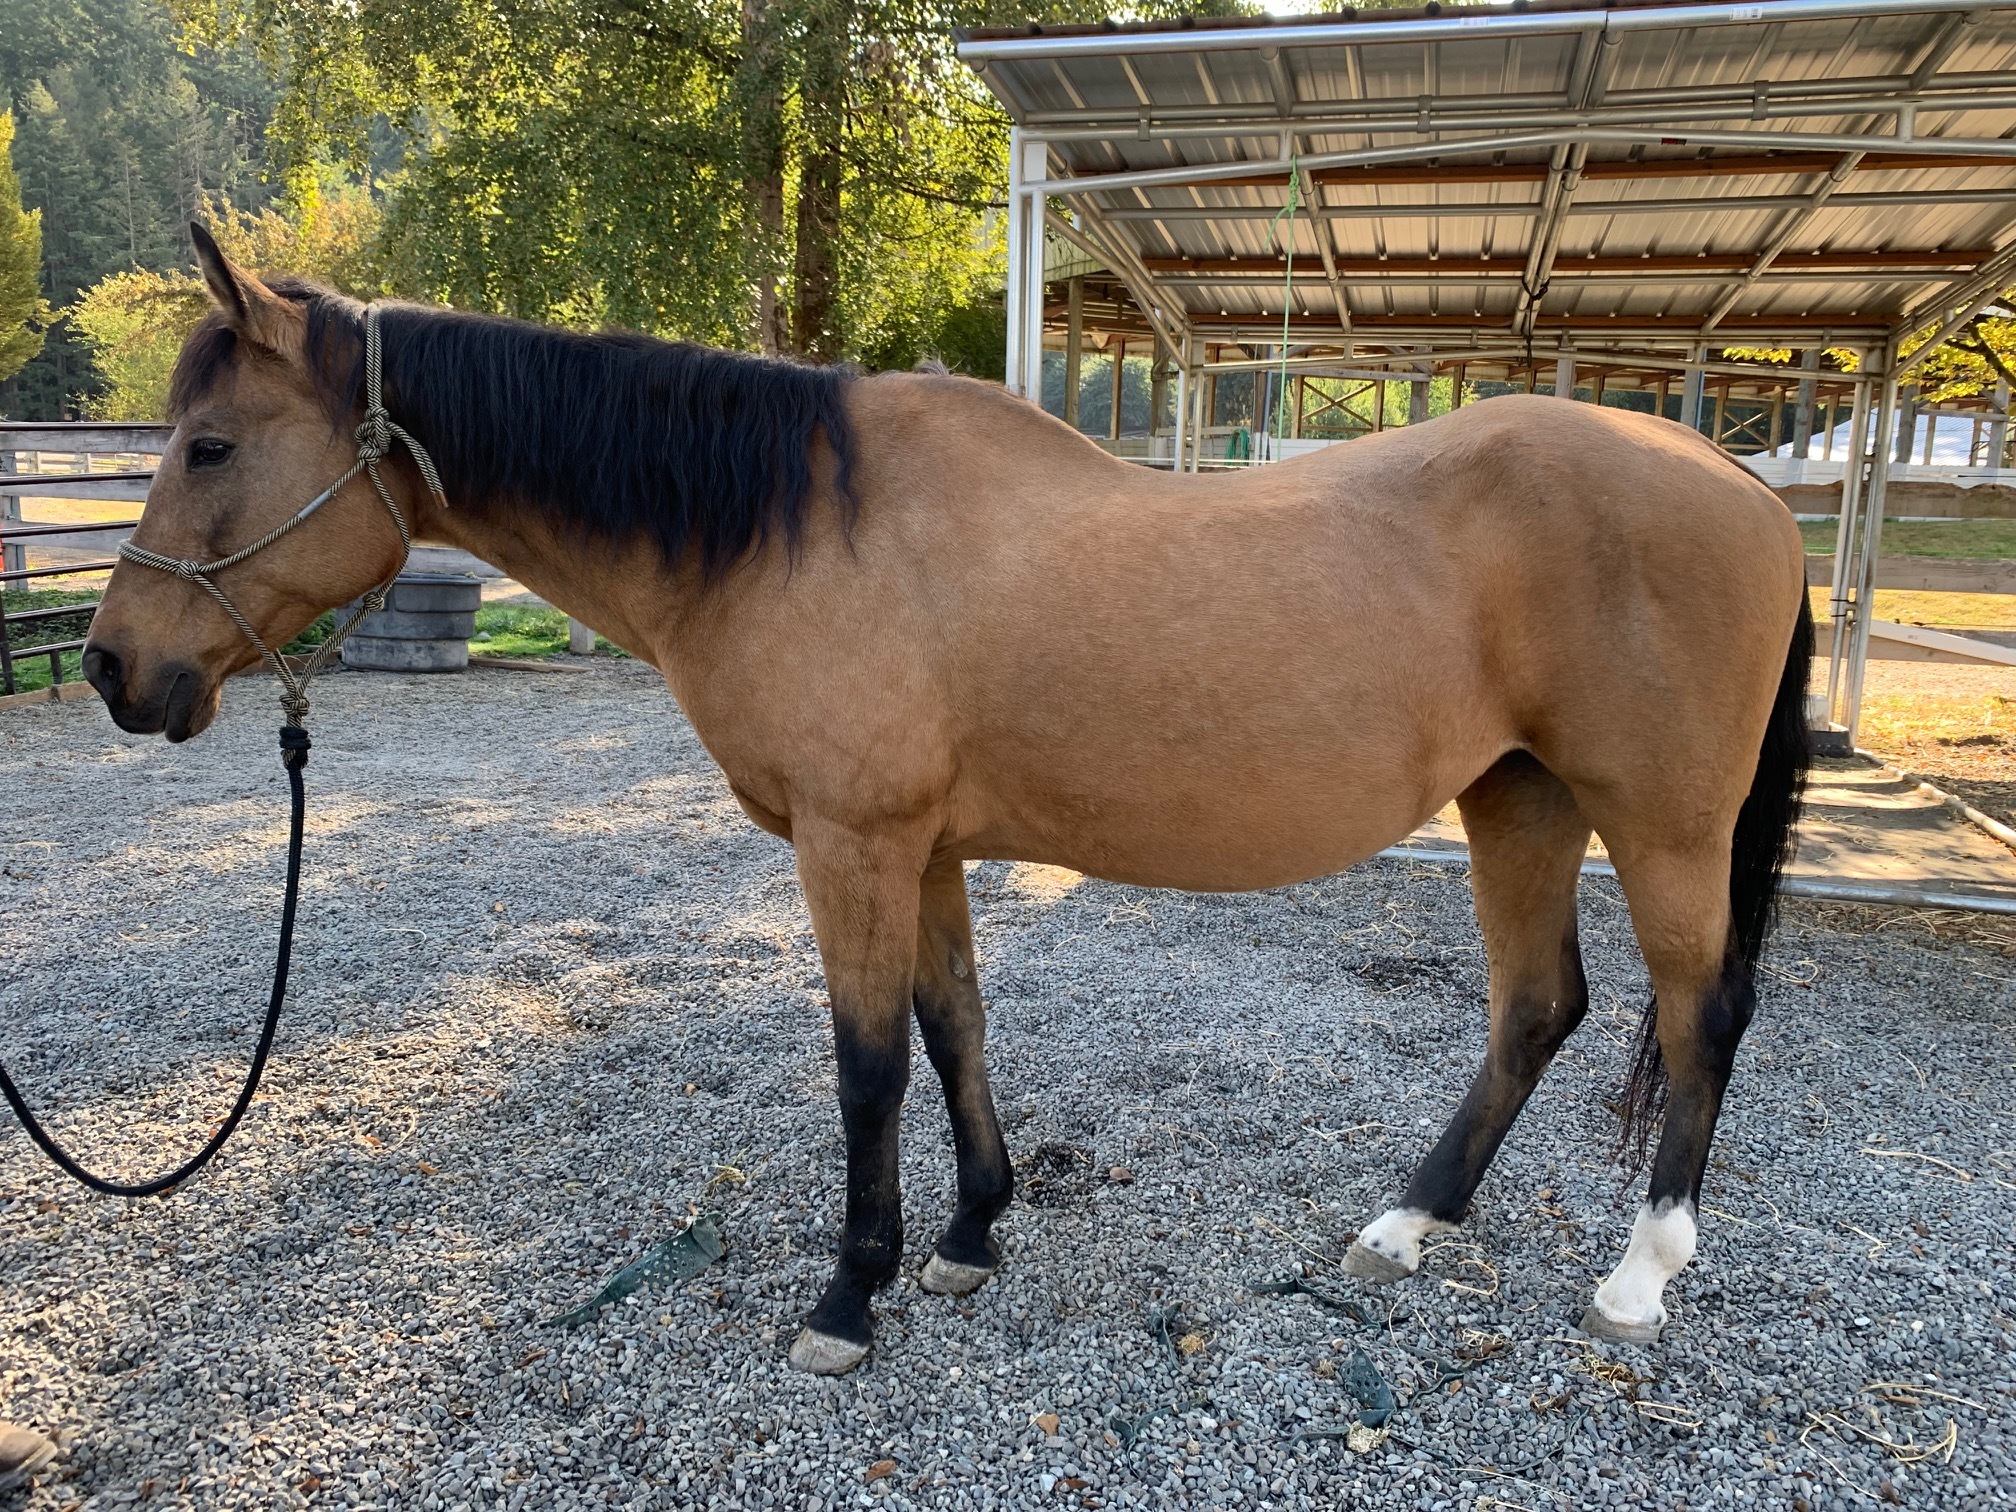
top-left (0, 109), bottom-right (50, 394)
top-left (4, 0), bottom-right (283, 415)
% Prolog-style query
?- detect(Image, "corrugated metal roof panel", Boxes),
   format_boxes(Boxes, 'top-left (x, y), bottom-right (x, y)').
top-left (965, 0), bottom-right (2016, 349)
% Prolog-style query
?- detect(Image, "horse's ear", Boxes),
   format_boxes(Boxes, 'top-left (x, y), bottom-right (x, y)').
top-left (189, 220), bottom-right (302, 358)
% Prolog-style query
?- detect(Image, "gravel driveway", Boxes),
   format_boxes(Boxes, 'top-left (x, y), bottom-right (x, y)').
top-left (2, 662), bottom-right (2012, 1511)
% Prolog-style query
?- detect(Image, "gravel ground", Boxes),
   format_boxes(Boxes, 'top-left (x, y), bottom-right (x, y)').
top-left (2, 661), bottom-right (2013, 1512)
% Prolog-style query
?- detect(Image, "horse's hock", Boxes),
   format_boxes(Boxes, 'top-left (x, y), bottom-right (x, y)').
top-left (339, 573), bottom-right (480, 674)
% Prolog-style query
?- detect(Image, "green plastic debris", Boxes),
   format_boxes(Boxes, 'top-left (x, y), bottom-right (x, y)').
top-left (1342, 1350), bottom-right (1396, 1428)
top-left (1250, 1276), bottom-right (1375, 1325)
top-left (547, 1213), bottom-right (726, 1328)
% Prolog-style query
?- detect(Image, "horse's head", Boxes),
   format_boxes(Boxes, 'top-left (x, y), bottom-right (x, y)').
top-left (84, 226), bottom-right (415, 740)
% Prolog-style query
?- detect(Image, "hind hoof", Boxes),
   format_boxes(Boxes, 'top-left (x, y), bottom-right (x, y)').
top-left (1580, 1305), bottom-right (1662, 1345)
top-left (789, 1328), bottom-right (870, 1375)
top-left (920, 1253), bottom-right (996, 1296)
top-left (1341, 1241), bottom-right (1415, 1284)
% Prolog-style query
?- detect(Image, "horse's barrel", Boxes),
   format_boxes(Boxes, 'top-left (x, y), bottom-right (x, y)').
top-left (339, 573), bottom-right (481, 674)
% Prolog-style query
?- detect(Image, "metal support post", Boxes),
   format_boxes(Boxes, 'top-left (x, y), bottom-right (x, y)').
top-left (1822, 379), bottom-right (1873, 736)
top-left (1063, 277), bottom-right (1084, 429)
top-left (1839, 362), bottom-right (1901, 745)
top-left (1678, 351), bottom-right (1706, 431)
top-left (1109, 337), bottom-right (1125, 441)
top-left (1003, 130), bottom-right (1049, 402)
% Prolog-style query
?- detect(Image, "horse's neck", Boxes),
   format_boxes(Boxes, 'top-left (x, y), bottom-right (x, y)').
top-left (414, 497), bottom-right (695, 669)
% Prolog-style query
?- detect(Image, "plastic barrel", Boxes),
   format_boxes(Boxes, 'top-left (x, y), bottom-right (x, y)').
top-left (339, 573), bottom-right (481, 673)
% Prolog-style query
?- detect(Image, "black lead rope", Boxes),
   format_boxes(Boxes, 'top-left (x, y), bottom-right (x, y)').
top-left (0, 726), bottom-right (310, 1197)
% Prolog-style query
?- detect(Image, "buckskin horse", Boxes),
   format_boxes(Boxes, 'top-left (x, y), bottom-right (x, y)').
top-left (80, 227), bottom-right (1810, 1374)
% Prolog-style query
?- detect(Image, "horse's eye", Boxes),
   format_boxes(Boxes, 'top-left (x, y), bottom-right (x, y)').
top-left (188, 438), bottom-right (234, 469)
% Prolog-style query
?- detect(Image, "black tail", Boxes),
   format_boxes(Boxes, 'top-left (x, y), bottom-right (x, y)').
top-left (1618, 594), bottom-right (1813, 1169)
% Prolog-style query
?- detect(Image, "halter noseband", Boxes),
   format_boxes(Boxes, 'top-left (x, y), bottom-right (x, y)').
top-left (119, 304), bottom-right (450, 730)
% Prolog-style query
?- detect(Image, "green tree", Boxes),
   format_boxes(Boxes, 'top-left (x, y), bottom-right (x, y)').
top-left (0, 109), bottom-right (50, 391)
top-left (68, 188), bottom-right (384, 418)
top-left (5, 0), bottom-right (285, 415)
top-left (174, 0), bottom-right (1240, 362)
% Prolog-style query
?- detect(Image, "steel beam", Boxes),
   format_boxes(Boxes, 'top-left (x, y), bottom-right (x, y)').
top-left (1027, 86), bottom-right (2016, 145)
top-left (957, 3), bottom-right (2016, 68)
top-left (1038, 129), bottom-right (2016, 201)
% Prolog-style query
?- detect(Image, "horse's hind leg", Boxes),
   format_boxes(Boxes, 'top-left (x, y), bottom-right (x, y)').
top-left (1583, 838), bottom-right (1750, 1343)
top-left (911, 855), bottom-right (1014, 1294)
top-left (1346, 753), bottom-right (1591, 1281)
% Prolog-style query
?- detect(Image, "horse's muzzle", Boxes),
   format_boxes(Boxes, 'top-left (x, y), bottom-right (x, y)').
top-left (82, 642), bottom-right (216, 741)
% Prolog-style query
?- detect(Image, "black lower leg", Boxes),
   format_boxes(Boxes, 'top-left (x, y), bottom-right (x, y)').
top-left (1399, 925), bottom-right (1587, 1222)
top-left (806, 1013), bottom-right (910, 1345)
top-left (915, 986), bottom-right (1012, 1269)
top-left (1645, 950), bottom-right (1754, 1213)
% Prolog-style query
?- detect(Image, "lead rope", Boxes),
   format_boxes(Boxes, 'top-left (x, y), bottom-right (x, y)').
top-left (0, 303), bottom-right (448, 1197)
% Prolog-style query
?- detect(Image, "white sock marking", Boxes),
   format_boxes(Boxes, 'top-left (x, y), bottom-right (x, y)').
top-left (1357, 1206), bottom-right (1458, 1273)
top-left (1591, 1199), bottom-right (1698, 1331)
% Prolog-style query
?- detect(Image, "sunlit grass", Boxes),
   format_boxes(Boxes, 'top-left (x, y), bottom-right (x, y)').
top-left (1800, 518), bottom-right (2016, 559)
top-left (469, 604), bottom-right (628, 660)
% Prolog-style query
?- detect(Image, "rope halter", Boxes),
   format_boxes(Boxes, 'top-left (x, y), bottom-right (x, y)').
top-left (119, 304), bottom-right (449, 734)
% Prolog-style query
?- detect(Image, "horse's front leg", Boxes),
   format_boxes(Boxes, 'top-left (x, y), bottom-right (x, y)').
top-left (788, 822), bottom-right (927, 1376)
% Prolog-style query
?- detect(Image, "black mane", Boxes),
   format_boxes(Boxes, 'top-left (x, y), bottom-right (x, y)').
top-left (170, 282), bottom-right (856, 581)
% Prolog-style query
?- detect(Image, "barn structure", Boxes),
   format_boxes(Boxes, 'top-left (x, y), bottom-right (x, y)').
top-left (957, 0), bottom-right (2016, 750)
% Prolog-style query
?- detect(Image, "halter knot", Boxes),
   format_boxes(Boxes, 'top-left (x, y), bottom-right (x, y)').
top-left (173, 560), bottom-right (204, 582)
top-left (354, 408), bottom-right (393, 462)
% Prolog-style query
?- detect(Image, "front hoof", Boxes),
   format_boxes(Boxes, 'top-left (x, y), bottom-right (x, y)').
top-left (920, 1252), bottom-right (996, 1296)
top-left (1341, 1240), bottom-right (1415, 1284)
top-left (1580, 1304), bottom-right (1662, 1345)
top-left (789, 1328), bottom-right (870, 1375)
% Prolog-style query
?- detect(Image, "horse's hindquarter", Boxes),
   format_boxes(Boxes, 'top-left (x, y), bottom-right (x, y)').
top-left (679, 385), bottom-right (1802, 891)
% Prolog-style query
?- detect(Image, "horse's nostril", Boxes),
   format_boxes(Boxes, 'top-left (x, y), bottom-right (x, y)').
top-left (82, 644), bottom-right (121, 701)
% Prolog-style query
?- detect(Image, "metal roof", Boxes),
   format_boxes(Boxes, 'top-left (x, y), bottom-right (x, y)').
top-left (960, 0), bottom-right (2016, 358)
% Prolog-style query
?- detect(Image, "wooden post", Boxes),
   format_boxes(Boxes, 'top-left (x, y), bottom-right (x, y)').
top-left (1711, 384), bottom-right (1728, 446)
top-left (1373, 380), bottom-right (1386, 432)
top-left (1589, 369), bottom-right (1607, 408)
top-left (1656, 373), bottom-right (1670, 420)
top-left (1992, 380), bottom-right (2011, 469)
top-left (1151, 358), bottom-right (1169, 440)
top-left (1292, 374), bottom-right (1306, 438)
top-left (1451, 364), bottom-right (1466, 409)
top-left (1791, 348), bottom-right (1819, 460)
top-left (0, 442), bottom-right (19, 578)
top-left (1063, 277), bottom-right (1083, 430)
top-left (568, 618), bottom-right (595, 654)
top-left (1768, 385), bottom-right (1786, 453)
top-left (1108, 336), bottom-right (1125, 440)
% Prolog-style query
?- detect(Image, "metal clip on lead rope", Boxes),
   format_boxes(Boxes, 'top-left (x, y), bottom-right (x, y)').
top-left (0, 303), bottom-right (447, 1196)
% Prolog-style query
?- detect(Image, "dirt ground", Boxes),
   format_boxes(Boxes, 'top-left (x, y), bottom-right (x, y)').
top-left (1849, 659), bottom-right (2016, 829)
